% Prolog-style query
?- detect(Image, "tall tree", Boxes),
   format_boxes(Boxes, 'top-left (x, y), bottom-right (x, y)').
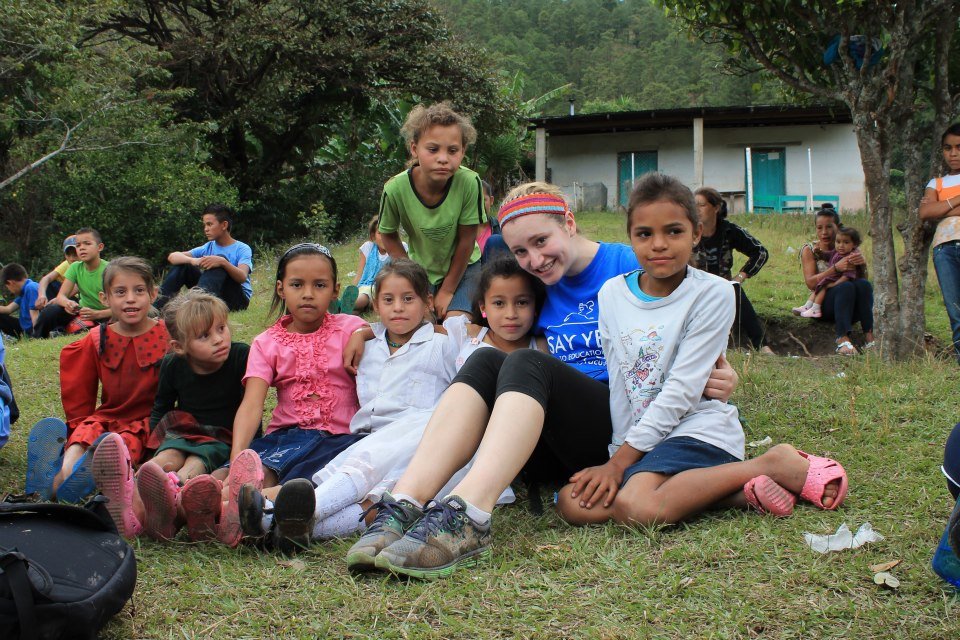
top-left (83, 0), bottom-right (516, 204)
top-left (667, 0), bottom-right (960, 360)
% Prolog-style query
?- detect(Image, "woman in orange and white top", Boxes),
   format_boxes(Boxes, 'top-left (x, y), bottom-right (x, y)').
top-left (921, 123), bottom-right (960, 363)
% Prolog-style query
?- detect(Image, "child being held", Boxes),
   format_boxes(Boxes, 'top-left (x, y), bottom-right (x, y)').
top-left (0, 263), bottom-right (40, 338)
top-left (25, 257), bottom-right (168, 503)
top-left (32, 228), bottom-right (111, 338)
top-left (91, 289), bottom-right (249, 541)
top-left (213, 243), bottom-right (367, 547)
top-left (800, 226), bottom-right (866, 319)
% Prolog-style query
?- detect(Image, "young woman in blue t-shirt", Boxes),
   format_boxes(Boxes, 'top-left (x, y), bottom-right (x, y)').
top-left (344, 182), bottom-right (739, 578)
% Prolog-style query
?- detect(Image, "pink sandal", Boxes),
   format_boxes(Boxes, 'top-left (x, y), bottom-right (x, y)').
top-left (798, 451), bottom-right (848, 510)
top-left (137, 462), bottom-right (181, 541)
top-left (92, 433), bottom-right (142, 538)
top-left (744, 475), bottom-right (796, 517)
top-left (179, 474), bottom-right (223, 542)
top-left (217, 450), bottom-right (264, 547)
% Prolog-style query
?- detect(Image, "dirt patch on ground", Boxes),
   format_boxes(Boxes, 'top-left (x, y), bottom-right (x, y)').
top-left (731, 315), bottom-right (947, 358)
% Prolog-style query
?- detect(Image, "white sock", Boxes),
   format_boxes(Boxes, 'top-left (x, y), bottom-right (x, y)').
top-left (453, 496), bottom-right (491, 525)
top-left (393, 493), bottom-right (423, 509)
top-left (313, 473), bottom-right (362, 521)
top-left (312, 504), bottom-right (367, 539)
top-left (810, 303), bottom-right (822, 312)
top-left (260, 498), bottom-right (275, 533)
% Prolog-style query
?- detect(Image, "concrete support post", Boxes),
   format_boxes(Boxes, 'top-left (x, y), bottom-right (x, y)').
top-left (693, 117), bottom-right (704, 189)
top-left (535, 127), bottom-right (546, 182)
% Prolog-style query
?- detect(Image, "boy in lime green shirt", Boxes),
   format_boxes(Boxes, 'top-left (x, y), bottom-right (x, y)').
top-left (378, 103), bottom-right (484, 320)
top-left (33, 228), bottom-right (110, 337)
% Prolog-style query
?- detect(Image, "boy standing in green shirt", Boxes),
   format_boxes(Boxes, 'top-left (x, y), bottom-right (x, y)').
top-left (378, 103), bottom-right (484, 320)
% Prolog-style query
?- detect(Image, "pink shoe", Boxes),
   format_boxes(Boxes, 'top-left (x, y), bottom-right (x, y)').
top-left (800, 306), bottom-right (822, 318)
top-left (217, 450), bottom-right (264, 547)
top-left (791, 304), bottom-right (809, 316)
top-left (797, 451), bottom-right (849, 510)
top-left (744, 475), bottom-right (796, 517)
top-left (180, 474), bottom-right (223, 542)
top-left (137, 462), bottom-right (181, 541)
top-left (92, 433), bottom-right (142, 538)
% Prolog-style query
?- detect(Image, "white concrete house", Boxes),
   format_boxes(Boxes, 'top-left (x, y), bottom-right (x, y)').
top-left (529, 105), bottom-right (866, 213)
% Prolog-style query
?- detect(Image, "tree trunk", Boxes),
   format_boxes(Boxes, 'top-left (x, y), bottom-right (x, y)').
top-left (897, 130), bottom-right (938, 359)
top-left (853, 117), bottom-right (899, 357)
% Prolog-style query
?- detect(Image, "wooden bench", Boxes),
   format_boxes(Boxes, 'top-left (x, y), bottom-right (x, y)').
top-left (751, 194), bottom-right (808, 213)
top-left (812, 194), bottom-right (839, 210)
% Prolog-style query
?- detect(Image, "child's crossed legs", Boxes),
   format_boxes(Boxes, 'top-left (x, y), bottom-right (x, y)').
top-left (556, 444), bottom-right (842, 526)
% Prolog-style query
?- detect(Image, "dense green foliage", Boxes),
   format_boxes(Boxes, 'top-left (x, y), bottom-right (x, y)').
top-left (2, 0), bottom-right (517, 269)
top-left (434, 0), bottom-right (787, 114)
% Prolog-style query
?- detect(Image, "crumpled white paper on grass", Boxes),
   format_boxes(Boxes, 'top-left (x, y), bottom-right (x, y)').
top-left (804, 522), bottom-right (883, 553)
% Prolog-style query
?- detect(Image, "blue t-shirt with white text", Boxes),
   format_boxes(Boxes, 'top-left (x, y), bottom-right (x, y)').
top-left (536, 243), bottom-right (639, 381)
top-left (190, 240), bottom-right (254, 300)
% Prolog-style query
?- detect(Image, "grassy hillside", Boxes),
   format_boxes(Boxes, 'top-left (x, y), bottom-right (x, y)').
top-left (1, 212), bottom-right (957, 639)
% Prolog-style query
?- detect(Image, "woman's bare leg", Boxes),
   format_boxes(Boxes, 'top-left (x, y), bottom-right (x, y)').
top-left (390, 382), bottom-right (491, 503)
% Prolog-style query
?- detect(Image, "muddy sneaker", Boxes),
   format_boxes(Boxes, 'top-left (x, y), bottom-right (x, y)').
top-left (272, 479), bottom-right (316, 555)
top-left (374, 495), bottom-right (491, 580)
top-left (180, 474), bottom-right (223, 542)
top-left (345, 493), bottom-right (423, 573)
top-left (217, 449), bottom-right (264, 547)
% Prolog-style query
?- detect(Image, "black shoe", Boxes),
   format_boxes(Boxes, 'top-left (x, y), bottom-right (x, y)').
top-left (272, 479), bottom-right (316, 555)
top-left (238, 483), bottom-right (270, 539)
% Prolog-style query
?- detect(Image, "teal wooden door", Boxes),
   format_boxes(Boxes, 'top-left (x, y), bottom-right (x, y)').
top-left (618, 151), bottom-right (658, 207)
top-left (747, 148), bottom-right (786, 197)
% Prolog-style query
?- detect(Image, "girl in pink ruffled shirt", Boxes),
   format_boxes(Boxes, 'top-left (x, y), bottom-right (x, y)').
top-left (214, 242), bottom-right (367, 547)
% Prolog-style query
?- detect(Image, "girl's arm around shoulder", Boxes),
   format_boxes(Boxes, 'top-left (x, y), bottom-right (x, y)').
top-left (342, 320), bottom-right (374, 375)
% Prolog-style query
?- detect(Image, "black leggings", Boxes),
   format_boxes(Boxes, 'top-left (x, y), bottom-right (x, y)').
top-left (453, 348), bottom-right (612, 484)
top-left (821, 279), bottom-right (874, 339)
top-left (732, 285), bottom-right (765, 350)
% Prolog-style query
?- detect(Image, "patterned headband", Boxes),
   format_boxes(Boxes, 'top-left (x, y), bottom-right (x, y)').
top-left (497, 193), bottom-right (570, 227)
top-left (282, 242), bottom-right (332, 261)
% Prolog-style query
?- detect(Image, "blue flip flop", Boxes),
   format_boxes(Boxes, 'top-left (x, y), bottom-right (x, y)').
top-left (25, 418), bottom-right (67, 499)
top-left (57, 432), bottom-right (108, 504)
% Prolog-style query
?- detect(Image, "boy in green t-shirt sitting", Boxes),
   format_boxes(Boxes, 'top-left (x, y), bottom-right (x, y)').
top-left (33, 228), bottom-right (110, 338)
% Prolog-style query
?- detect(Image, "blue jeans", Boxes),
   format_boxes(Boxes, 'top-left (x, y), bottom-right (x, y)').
top-left (157, 264), bottom-right (249, 312)
top-left (430, 260), bottom-right (481, 315)
top-left (933, 242), bottom-right (960, 362)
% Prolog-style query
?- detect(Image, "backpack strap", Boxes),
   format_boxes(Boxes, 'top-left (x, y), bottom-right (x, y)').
top-left (937, 177), bottom-right (943, 194)
top-left (0, 551), bottom-right (38, 640)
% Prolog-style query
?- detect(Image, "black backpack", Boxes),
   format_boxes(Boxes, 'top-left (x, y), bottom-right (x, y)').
top-left (0, 498), bottom-right (137, 639)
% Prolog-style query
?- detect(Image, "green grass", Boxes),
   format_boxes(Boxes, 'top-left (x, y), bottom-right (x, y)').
top-left (3, 213), bottom-right (959, 638)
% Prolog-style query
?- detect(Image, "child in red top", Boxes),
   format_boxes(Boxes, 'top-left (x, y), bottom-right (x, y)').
top-left (32, 257), bottom-right (168, 501)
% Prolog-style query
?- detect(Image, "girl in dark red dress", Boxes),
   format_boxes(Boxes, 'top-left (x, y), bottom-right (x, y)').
top-left (26, 257), bottom-right (168, 502)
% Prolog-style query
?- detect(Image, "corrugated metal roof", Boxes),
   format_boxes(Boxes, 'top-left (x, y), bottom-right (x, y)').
top-left (528, 104), bottom-right (852, 135)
